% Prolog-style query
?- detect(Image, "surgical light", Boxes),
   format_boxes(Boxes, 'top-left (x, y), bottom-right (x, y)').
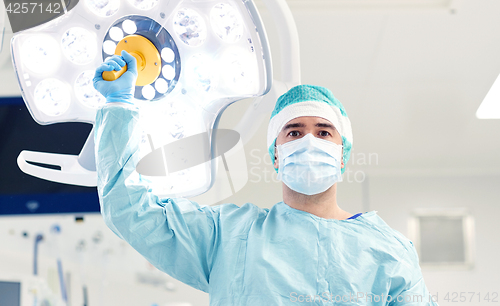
top-left (100, 15), bottom-right (180, 100)
top-left (162, 65), bottom-right (176, 80)
top-left (154, 78), bottom-right (169, 94)
top-left (127, 0), bottom-right (159, 10)
top-left (122, 20), bottom-right (137, 34)
top-left (12, 0), bottom-right (276, 199)
top-left (221, 47), bottom-right (258, 93)
top-left (187, 53), bottom-right (217, 92)
top-left (161, 48), bottom-right (175, 63)
top-left (85, 0), bottom-right (120, 17)
top-left (34, 79), bottom-right (71, 117)
top-left (141, 84), bottom-right (156, 100)
top-left (109, 26), bottom-right (124, 41)
top-left (62, 27), bottom-right (98, 65)
top-left (21, 35), bottom-right (61, 75)
top-left (173, 8), bottom-right (207, 47)
top-left (102, 40), bottom-right (116, 55)
top-left (74, 71), bottom-right (106, 109)
top-left (211, 3), bottom-right (244, 43)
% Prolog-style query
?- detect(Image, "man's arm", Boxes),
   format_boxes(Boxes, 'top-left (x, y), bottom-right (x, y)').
top-left (93, 54), bottom-right (219, 292)
top-left (388, 245), bottom-right (439, 305)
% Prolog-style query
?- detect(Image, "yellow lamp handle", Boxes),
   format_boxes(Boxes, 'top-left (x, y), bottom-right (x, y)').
top-left (102, 51), bottom-right (146, 82)
top-left (102, 66), bottom-right (127, 81)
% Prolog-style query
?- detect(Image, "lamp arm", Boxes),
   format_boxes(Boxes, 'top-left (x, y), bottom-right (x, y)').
top-left (17, 128), bottom-right (97, 186)
top-left (235, 0), bottom-right (301, 146)
top-left (262, 0), bottom-right (301, 84)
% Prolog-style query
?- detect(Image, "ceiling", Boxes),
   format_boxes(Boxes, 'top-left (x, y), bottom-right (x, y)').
top-left (1, 0), bottom-right (499, 176)
top-left (244, 0), bottom-right (500, 177)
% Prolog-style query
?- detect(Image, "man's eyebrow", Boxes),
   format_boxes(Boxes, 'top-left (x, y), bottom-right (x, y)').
top-left (315, 122), bottom-right (336, 129)
top-left (282, 122), bottom-right (306, 131)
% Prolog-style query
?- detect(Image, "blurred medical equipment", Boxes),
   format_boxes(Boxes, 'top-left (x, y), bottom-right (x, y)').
top-left (477, 72), bottom-right (500, 118)
top-left (26, 232), bottom-right (67, 306)
top-left (75, 239), bottom-right (89, 306)
top-left (12, 0), bottom-right (300, 199)
top-left (0, 275), bottom-right (60, 306)
top-left (33, 234), bottom-right (43, 276)
top-left (135, 270), bottom-right (176, 292)
top-left (1, 213), bottom-right (193, 305)
top-left (0, 278), bottom-right (21, 305)
top-left (50, 225), bottom-right (68, 304)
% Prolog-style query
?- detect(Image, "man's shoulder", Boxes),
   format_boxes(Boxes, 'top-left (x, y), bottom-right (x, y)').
top-left (208, 202), bottom-right (270, 234)
top-left (214, 202), bottom-right (269, 215)
top-left (359, 212), bottom-right (416, 259)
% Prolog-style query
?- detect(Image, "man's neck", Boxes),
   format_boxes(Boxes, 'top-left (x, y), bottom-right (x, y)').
top-left (282, 183), bottom-right (352, 220)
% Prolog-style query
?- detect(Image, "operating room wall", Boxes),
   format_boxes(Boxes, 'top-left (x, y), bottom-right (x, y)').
top-left (367, 174), bottom-right (500, 305)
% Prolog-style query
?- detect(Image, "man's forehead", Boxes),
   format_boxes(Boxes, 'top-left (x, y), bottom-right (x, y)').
top-left (282, 116), bottom-right (335, 128)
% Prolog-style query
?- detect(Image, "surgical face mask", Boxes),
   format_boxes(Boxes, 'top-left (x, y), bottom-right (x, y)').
top-left (276, 133), bottom-right (343, 195)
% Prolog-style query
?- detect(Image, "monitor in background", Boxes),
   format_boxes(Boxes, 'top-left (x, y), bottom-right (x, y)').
top-left (0, 97), bottom-right (99, 215)
top-left (0, 280), bottom-right (21, 306)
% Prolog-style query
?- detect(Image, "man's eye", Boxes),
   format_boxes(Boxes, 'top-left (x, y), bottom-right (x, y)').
top-left (319, 131), bottom-right (331, 137)
top-left (288, 131), bottom-right (300, 137)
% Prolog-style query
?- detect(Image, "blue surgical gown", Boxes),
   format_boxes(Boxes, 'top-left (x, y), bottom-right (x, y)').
top-left (95, 104), bottom-right (438, 305)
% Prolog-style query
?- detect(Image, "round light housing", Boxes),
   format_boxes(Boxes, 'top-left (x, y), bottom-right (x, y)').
top-left (122, 20), bottom-right (137, 34)
top-left (74, 71), bottom-right (106, 109)
top-left (154, 78), bottom-right (169, 94)
top-left (162, 65), bottom-right (176, 80)
top-left (34, 78), bottom-right (71, 117)
top-left (104, 15), bottom-right (181, 101)
top-left (109, 26), bottom-right (124, 41)
top-left (187, 53), bottom-right (216, 92)
top-left (103, 40), bottom-right (117, 55)
top-left (173, 8), bottom-right (207, 47)
top-left (221, 48), bottom-right (257, 92)
top-left (127, 0), bottom-right (159, 10)
top-left (61, 27), bottom-right (98, 65)
top-left (85, 0), bottom-right (120, 17)
top-left (161, 48), bottom-right (175, 63)
top-left (142, 85), bottom-right (156, 100)
top-left (21, 35), bottom-right (61, 75)
top-left (210, 3), bottom-right (244, 43)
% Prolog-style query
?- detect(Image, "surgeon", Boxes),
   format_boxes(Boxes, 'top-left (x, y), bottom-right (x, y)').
top-left (93, 51), bottom-right (439, 305)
